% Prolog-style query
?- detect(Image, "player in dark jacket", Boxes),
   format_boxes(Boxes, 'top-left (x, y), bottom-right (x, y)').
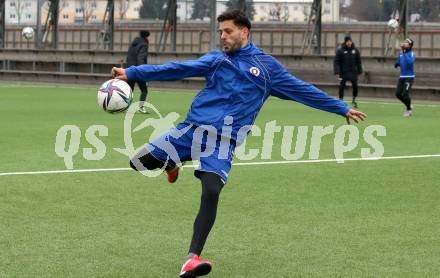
top-left (126, 30), bottom-right (150, 113)
top-left (334, 35), bottom-right (363, 108)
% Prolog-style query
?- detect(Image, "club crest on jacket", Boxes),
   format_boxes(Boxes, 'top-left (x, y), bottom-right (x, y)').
top-left (249, 67), bottom-right (260, 77)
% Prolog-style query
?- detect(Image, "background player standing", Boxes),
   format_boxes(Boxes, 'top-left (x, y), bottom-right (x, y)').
top-left (334, 35), bottom-right (363, 108)
top-left (394, 38), bottom-right (416, 117)
top-left (126, 30), bottom-right (150, 113)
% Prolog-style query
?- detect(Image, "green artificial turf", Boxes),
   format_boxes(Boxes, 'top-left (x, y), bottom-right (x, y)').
top-left (0, 84), bottom-right (439, 277)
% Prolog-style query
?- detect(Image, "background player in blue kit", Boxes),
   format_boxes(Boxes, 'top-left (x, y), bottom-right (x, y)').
top-left (112, 9), bottom-right (366, 278)
top-left (394, 38), bottom-right (416, 117)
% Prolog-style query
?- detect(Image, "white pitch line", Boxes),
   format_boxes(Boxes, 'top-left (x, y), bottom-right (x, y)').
top-left (1, 154), bottom-right (439, 177)
top-left (231, 154), bottom-right (440, 166)
top-left (0, 167), bottom-right (130, 176)
top-left (359, 100), bottom-right (440, 108)
top-left (1, 84), bottom-right (440, 107)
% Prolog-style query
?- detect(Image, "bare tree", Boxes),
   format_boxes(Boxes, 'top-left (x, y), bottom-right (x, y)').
top-left (12, 0), bottom-right (26, 24)
top-left (303, 5), bottom-right (310, 22)
top-left (116, 0), bottom-right (130, 20)
top-left (79, 0), bottom-right (97, 23)
top-left (42, 0), bottom-right (67, 16)
top-left (269, 3), bottom-right (282, 21)
top-left (281, 3), bottom-right (290, 22)
top-left (58, 0), bottom-right (67, 13)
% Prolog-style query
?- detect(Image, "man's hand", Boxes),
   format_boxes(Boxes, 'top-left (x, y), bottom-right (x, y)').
top-left (111, 67), bottom-right (128, 80)
top-left (345, 108), bottom-right (367, 124)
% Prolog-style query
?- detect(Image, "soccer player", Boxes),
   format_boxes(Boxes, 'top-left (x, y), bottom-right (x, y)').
top-left (112, 10), bottom-right (366, 277)
top-left (126, 30), bottom-right (150, 113)
top-left (394, 38), bottom-right (416, 117)
top-left (334, 35), bottom-right (363, 108)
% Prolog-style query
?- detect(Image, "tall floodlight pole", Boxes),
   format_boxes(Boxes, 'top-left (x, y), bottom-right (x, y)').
top-left (157, 0), bottom-right (177, 52)
top-left (315, 0), bottom-right (322, 54)
top-left (385, 0), bottom-right (409, 56)
top-left (302, 0), bottom-right (322, 55)
top-left (209, 0), bottom-right (217, 50)
top-left (35, 0), bottom-right (44, 48)
top-left (40, 0), bottom-right (59, 49)
top-left (171, 0), bottom-right (177, 52)
top-left (400, 0), bottom-right (408, 38)
top-left (0, 0), bottom-right (5, 49)
top-left (97, 0), bottom-right (114, 50)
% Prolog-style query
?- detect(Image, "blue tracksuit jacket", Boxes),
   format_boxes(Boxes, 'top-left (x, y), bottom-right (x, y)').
top-left (126, 42), bottom-right (349, 143)
top-left (396, 50), bottom-right (416, 78)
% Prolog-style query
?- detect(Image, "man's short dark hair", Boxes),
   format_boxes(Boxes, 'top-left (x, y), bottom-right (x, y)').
top-left (140, 30), bottom-right (150, 39)
top-left (217, 9), bottom-right (251, 30)
top-left (405, 38), bottom-right (414, 48)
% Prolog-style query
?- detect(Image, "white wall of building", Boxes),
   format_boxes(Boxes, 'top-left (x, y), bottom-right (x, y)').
top-left (5, 0), bottom-right (339, 24)
top-left (322, 0), bottom-right (339, 22)
top-left (5, 0), bottom-right (37, 24)
top-left (176, 0), bottom-right (314, 22)
top-left (5, 0), bottom-right (143, 24)
top-left (176, 0), bottom-right (339, 23)
top-left (253, 1), bottom-right (312, 22)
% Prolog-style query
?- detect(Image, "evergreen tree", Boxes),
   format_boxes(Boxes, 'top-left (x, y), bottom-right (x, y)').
top-left (225, 0), bottom-right (255, 20)
top-left (410, 0), bottom-right (440, 22)
top-left (191, 0), bottom-right (210, 20)
top-left (344, 1), bottom-right (384, 21)
top-left (342, 0), bottom-right (440, 22)
top-left (139, 0), bottom-right (167, 20)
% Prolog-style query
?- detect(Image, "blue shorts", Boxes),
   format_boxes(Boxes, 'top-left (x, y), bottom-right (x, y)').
top-left (145, 123), bottom-right (236, 183)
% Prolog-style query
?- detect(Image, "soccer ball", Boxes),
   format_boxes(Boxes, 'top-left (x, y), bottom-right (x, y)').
top-left (387, 19), bottom-right (399, 29)
top-left (97, 79), bottom-right (133, 113)
top-left (22, 27), bottom-right (34, 40)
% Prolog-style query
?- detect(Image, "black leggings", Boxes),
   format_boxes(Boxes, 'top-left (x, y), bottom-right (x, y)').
top-left (129, 149), bottom-right (174, 171)
top-left (395, 78), bottom-right (413, 110)
top-left (129, 150), bottom-right (224, 256)
top-left (189, 171), bottom-right (224, 255)
top-left (339, 79), bottom-right (358, 100)
top-left (127, 80), bottom-right (148, 104)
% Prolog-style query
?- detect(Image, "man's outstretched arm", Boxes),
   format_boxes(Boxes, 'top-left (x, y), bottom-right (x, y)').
top-left (112, 51), bottom-right (221, 82)
top-left (270, 62), bottom-right (366, 124)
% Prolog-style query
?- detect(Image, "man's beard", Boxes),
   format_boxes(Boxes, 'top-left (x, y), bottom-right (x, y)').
top-left (224, 41), bottom-right (242, 54)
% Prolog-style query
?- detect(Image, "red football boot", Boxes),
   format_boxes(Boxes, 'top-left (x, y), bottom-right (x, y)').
top-left (179, 255), bottom-right (212, 278)
top-left (166, 166), bottom-right (180, 183)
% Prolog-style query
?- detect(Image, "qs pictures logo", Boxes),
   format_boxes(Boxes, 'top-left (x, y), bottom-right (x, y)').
top-left (54, 101), bottom-right (182, 174)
